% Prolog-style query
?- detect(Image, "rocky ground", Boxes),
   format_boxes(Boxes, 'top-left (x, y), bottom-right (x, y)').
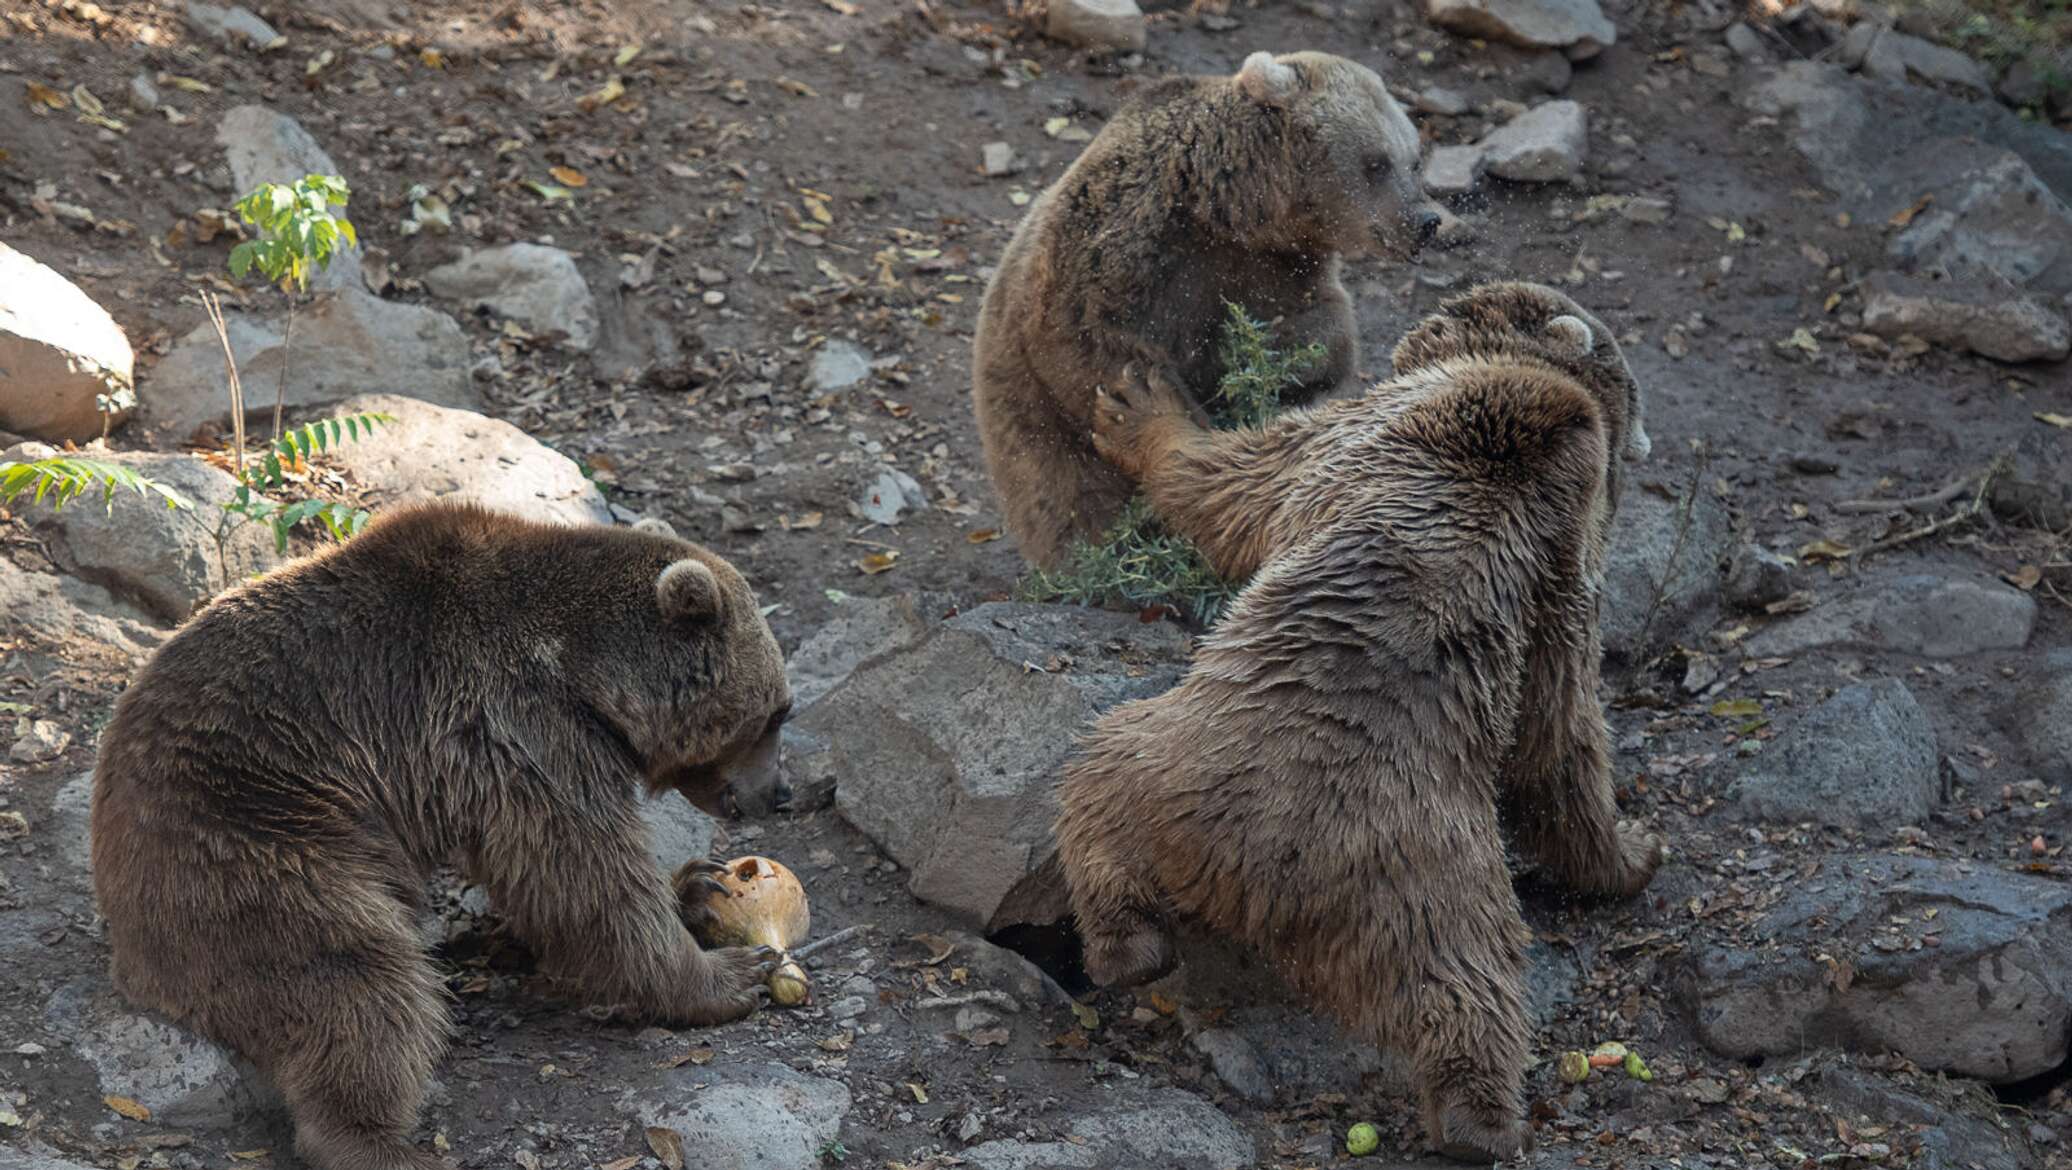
top-left (3, 0), bottom-right (2072, 1167)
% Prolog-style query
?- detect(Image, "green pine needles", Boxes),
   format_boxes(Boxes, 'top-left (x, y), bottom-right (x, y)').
top-left (1019, 304), bottom-right (1322, 624)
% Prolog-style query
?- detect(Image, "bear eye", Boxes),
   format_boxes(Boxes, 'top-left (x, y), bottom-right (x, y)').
top-left (1364, 156), bottom-right (1391, 181)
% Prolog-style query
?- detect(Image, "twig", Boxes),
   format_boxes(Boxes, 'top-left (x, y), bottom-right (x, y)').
top-left (793, 924), bottom-right (870, 960)
top-left (1850, 460), bottom-right (2003, 559)
top-left (274, 298), bottom-right (296, 442)
top-left (1834, 476), bottom-right (1972, 514)
top-left (913, 990), bottom-right (1021, 1012)
top-left (1633, 445), bottom-right (1708, 657)
top-left (199, 289), bottom-right (246, 478)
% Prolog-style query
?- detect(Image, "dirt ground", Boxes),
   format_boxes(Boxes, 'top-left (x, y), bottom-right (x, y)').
top-left (3, 0), bottom-right (2072, 1167)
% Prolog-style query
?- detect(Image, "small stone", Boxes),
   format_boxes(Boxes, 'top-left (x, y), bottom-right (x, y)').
top-left (1725, 21), bottom-right (1767, 61)
top-left (808, 340), bottom-right (873, 392)
top-left (980, 142), bottom-right (1022, 177)
top-left (183, 0), bottom-right (280, 49)
top-left (695, 266), bottom-right (727, 286)
top-left (1747, 573), bottom-right (2036, 659)
top-left (9, 720), bottom-right (70, 764)
top-left (1191, 1029), bottom-right (1273, 1103)
top-left (1431, 207), bottom-right (1478, 248)
top-left (423, 244), bottom-right (599, 352)
top-left (1619, 197), bottom-right (1672, 224)
top-left (127, 72), bottom-right (160, 112)
top-left (1422, 144), bottom-right (1489, 198)
top-left (1415, 86), bottom-right (1472, 115)
top-left (1479, 99), bottom-right (1588, 184)
top-left (701, 290), bottom-right (726, 306)
top-left (1690, 49), bottom-right (1732, 78)
top-left (1516, 51), bottom-right (1573, 94)
top-left (1044, 0), bottom-right (1147, 52)
top-left (828, 996), bottom-right (868, 1022)
top-left (855, 470), bottom-right (926, 526)
top-left (1723, 545), bottom-right (1793, 612)
top-left (1788, 453), bottom-right (1840, 475)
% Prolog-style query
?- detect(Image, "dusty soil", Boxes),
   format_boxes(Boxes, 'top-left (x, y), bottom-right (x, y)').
top-left (3, 0), bottom-right (2071, 1168)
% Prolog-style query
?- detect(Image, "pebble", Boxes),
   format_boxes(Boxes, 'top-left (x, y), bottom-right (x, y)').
top-left (980, 142), bottom-right (1022, 177)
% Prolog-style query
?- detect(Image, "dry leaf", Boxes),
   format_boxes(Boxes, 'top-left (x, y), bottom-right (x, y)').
top-left (105, 1095), bottom-right (151, 1121)
top-left (2009, 565), bottom-right (2043, 592)
top-left (548, 165), bottom-right (588, 187)
top-left (614, 43), bottom-right (643, 67)
top-left (579, 75), bottom-right (627, 112)
top-left (1798, 538), bottom-right (1852, 563)
top-left (525, 181), bottom-right (577, 203)
top-left (419, 48), bottom-right (446, 68)
top-left (71, 84), bottom-right (103, 115)
top-left (778, 77), bottom-right (820, 98)
top-left (966, 529), bottom-right (1001, 544)
top-left (907, 1083), bottom-right (930, 1104)
top-left (1709, 698), bottom-right (1762, 718)
top-left (789, 511), bottom-right (824, 530)
top-left (820, 0), bottom-right (859, 13)
top-left (25, 81), bottom-right (69, 110)
top-left (854, 551), bottom-right (899, 575)
top-left (645, 1127), bottom-right (686, 1170)
top-left (2036, 412), bottom-right (2072, 429)
top-left (600, 1157), bottom-right (642, 1170)
top-left (1888, 194), bottom-right (1932, 228)
top-left (657, 1045), bottom-right (714, 1068)
top-left (818, 1031), bottom-right (854, 1052)
top-left (160, 74), bottom-right (212, 93)
top-left (1071, 1002), bottom-right (1099, 1031)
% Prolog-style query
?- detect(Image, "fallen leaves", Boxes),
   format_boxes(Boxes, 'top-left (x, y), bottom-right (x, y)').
top-left (656, 1045), bottom-right (714, 1068)
top-left (966, 529), bottom-right (1001, 544)
top-left (645, 1126), bottom-right (686, 1170)
top-left (1797, 538), bottom-right (1852, 563)
top-left (1887, 193), bottom-right (1932, 228)
top-left (854, 550), bottom-right (899, 575)
top-left (25, 81), bottom-right (67, 110)
top-left (548, 165), bottom-right (588, 188)
top-left (105, 1095), bottom-right (151, 1121)
top-left (2036, 412), bottom-right (2072, 428)
top-left (578, 75), bottom-right (627, 112)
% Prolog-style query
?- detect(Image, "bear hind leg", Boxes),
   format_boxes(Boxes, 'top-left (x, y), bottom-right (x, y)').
top-left (272, 927), bottom-right (454, 1170)
top-left (1055, 750), bottom-right (1178, 989)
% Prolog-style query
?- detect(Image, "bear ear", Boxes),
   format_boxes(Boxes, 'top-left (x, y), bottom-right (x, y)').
top-left (1235, 51), bottom-right (1300, 107)
top-left (657, 558), bottom-right (725, 624)
top-left (1546, 314), bottom-right (1595, 356)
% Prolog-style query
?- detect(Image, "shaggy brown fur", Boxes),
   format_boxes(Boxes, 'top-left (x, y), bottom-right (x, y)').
top-left (90, 503), bottom-right (793, 1170)
top-left (972, 50), bottom-right (1440, 569)
top-left (1055, 283), bottom-right (1664, 1163)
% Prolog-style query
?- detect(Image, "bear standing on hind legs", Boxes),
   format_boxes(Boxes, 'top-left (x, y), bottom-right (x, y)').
top-left (1054, 283), bottom-right (1665, 1163)
top-left (971, 49), bottom-right (1442, 569)
top-left (90, 503), bottom-right (794, 1170)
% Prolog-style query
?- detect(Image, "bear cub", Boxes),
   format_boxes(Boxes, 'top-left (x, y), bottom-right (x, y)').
top-left (90, 502), bottom-right (793, 1170)
top-left (972, 49), bottom-right (1440, 569)
top-left (1055, 283), bottom-right (1664, 1163)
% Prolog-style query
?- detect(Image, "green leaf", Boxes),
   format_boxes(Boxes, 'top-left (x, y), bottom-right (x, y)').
top-left (1710, 698), bottom-right (1763, 719)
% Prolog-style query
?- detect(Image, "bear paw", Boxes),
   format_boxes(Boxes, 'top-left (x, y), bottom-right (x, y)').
top-left (1431, 1108), bottom-right (1534, 1165)
top-left (1089, 364), bottom-right (1201, 478)
top-left (1610, 819), bottom-right (1666, 898)
top-left (671, 856), bottom-right (733, 934)
top-left (675, 944), bottom-right (781, 1027)
top-left (1081, 918), bottom-right (1177, 989)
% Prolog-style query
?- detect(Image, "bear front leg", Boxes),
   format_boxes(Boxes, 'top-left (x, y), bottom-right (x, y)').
top-left (1501, 598), bottom-right (1664, 900)
top-left (474, 807), bottom-right (777, 1027)
top-left (1055, 700), bottom-right (1181, 989)
top-left (1270, 282), bottom-right (1358, 403)
top-left (1090, 365), bottom-right (1312, 581)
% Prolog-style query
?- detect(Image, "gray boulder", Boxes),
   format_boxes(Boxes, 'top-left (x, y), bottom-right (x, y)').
top-left (621, 1062), bottom-right (850, 1170)
top-left (1860, 270), bottom-right (2068, 363)
top-left (1730, 679), bottom-right (1938, 828)
top-left (1480, 100), bottom-right (1588, 184)
top-left (1686, 855), bottom-right (2072, 1082)
top-left (0, 555), bottom-right (166, 659)
top-left (1423, 144), bottom-right (1490, 198)
top-left (147, 290), bottom-right (476, 441)
top-left (1043, 0), bottom-right (1146, 52)
top-left (423, 244), bottom-right (598, 351)
top-left (963, 1087), bottom-right (1255, 1170)
top-left (0, 242), bottom-right (136, 442)
top-left (184, 1), bottom-right (281, 50)
top-left (74, 1011), bottom-right (262, 1129)
top-left (1425, 0), bottom-right (1615, 57)
top-left (1744, 572), bottom-right (2036, 659)
top-left (26, 452), bottom-right (280, 625)
top-left (787, 593), bottom-right (950, 708)
top-left (323, 393), bottom-right (610, 527)
top-left (799, 602), bottom-right (1187, 929)
top-left (2009, 649), bottom-right (2072, 785)
top-left (1601, 486), bottom-right (1730, 660)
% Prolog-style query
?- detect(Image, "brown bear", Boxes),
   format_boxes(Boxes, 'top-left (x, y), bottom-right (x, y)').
top-left (972, 49), bottom-right (1442, 570)
top-left (1053, 283), bottom-right (1663, 1163)
top-left (89, 502), bottom-right (793, 1170)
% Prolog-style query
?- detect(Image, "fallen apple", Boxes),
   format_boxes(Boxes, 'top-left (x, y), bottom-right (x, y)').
top-left (688, 855), bottom-right (813, 1006)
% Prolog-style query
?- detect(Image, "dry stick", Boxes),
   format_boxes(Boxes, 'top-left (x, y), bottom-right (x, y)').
top-left (1834, 476), bottom-right (1973, 515)
top-left (274, 298), bottom-right (296, 443)
top-left (1850, 462), bottom-right (2002, 560)
top-left (199, 289), bottom-right (246, 478)
top-left (793, 924), bottom-right (870, 961)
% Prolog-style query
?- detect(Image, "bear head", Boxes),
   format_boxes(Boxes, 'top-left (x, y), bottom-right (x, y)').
top-left (1234, 50), bottom-right (1439, 260)
top-left (578, 529), bottom-right (793, 818)
top-left (1389, 281), bottom-right (1650, 509)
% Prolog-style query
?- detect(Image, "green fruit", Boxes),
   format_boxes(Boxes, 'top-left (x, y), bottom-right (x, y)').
top-left (1623, 1050), bottom-right (1654, 1082)
top-left (1345, 1122), bottom-right (1380, 1157)
top-left (1557, 1050), bottom-right (1591, 1084)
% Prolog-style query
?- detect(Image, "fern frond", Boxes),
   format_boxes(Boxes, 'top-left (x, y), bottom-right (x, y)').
top-left (0, 458), bottom-right (192, 515)
top-left (245, 411), bottom-right (394, 489)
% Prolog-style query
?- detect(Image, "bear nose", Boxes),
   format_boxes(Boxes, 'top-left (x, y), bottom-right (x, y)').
top-left (1415, 208), bottom-right (1443, 244)
top-left (771, 773), bottom-right (796, 812)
